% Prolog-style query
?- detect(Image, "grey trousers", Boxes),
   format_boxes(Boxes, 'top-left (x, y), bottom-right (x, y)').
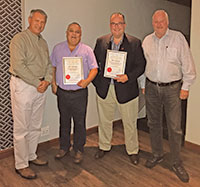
top-left (145, 79), bottom-right (183, 165)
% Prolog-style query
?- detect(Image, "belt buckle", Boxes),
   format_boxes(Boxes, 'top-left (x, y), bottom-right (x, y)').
top-left (157, 82), bottom-right (162, 86)
top-left (39, 77), bottom-right (45, 81)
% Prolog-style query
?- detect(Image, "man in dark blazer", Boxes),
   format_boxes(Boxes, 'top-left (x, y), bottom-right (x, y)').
top-left (93, 12), bottom-right (146, 165)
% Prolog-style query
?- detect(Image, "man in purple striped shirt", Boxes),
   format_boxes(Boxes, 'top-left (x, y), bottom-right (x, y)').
top-left (51, 22), bottom-right (98, 164)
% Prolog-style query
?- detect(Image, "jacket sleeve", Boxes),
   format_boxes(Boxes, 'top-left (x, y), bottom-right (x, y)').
top-left (126, 39), bottom-right (146, 83)
top-left (92, 38), bottom-right (102, 87)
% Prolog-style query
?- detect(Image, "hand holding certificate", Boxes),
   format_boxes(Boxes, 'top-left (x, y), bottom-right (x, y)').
top-left (104, 50), bottom-right (127, 78)
top-left (63, 57), bottom-right (84, 85)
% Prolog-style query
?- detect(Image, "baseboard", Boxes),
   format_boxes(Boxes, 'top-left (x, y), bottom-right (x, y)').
top-left (37, 125), bottom-right (99, 150)
top-left (0, 125), bottom-right (99, 160)
top-left (0, 148), bottom-right (14, 160)
top-left (1, 120), bottom-right (200, 160)
top-left (184, 141), bottom-right (200, 154)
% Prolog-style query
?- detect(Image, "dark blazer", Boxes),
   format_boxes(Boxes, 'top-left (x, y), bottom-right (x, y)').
top-left (92, 33), bottom-right (146, 104)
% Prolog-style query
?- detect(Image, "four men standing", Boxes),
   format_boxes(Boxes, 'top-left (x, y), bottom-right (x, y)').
top-left (9, 8), bottom-right (196, 184)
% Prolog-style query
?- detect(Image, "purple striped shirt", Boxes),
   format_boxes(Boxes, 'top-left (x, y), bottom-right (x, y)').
top-left (51, 41), bottom-right (98, 90)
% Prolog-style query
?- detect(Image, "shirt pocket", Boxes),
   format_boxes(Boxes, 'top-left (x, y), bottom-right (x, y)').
top-left (166, 48), bottom-right (177, 61)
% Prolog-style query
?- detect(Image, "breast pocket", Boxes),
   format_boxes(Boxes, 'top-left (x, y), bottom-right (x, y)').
top-left (167, 48), bottom-right (177, 61)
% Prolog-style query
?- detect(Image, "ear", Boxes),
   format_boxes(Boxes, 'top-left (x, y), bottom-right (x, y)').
top-left (28, 17), bottom-right (31, 25)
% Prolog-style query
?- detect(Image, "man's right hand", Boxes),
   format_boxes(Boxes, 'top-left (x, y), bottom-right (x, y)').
top-left (141, 88), bottom-right (145, 94)
top-left (51, 83), bottom-right (57, 95)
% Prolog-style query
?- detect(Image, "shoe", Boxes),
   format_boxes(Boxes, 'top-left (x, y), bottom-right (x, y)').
top-left (74, 151), bottom-right (83, 164)
top-left (55, 149), bottom-right (68, 159)
top-left (29, 158), bottom-right (48, 166)
top-left (172, 164), bottom-right (189, 183)
top-left (15, 167), bottom-right (37, 179)
top-left (94, 149), bottom-right (107, 159)
top-left (145, 156), bottom-right (164, 168)
top-left (129, 154), bottom-right (139, 165)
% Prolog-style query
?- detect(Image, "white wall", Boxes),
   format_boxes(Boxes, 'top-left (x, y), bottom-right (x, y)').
top-left (186, 0), bottom-right (200, 145)
top-left (23, 0), bottom-right (191, 143)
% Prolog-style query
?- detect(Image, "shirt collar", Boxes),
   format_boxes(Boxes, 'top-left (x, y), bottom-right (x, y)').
top-left (153, 28), bottom-right (169, 40)
top-left (66, 41), bottom-right (81, 52)
top-left (27, 28), bottom-right (42, 41)
top-left (110, 35), bottom-right (123, 45)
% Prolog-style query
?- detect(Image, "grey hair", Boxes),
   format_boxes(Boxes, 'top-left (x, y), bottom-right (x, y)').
top-left (29, 9), bottom-right (48, 22)
top-left (67, 22), bottom-right (81, 30)
top-left (152, 10), bottom-right (169, 24)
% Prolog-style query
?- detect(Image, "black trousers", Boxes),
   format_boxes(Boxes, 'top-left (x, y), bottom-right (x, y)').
top-left (57, 86), bottom-right (88, 153)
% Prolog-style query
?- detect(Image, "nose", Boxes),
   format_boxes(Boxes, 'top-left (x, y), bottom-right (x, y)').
top-left (72, 32), bottom-right (77, 36)
top-left (38, 21), bottom-right (43, 28)
top-left (157, 22), bottom-right (162, 27)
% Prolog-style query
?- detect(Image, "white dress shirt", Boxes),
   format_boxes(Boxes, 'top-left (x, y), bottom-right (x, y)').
top-left (141, 29), bottom-right (196, 90)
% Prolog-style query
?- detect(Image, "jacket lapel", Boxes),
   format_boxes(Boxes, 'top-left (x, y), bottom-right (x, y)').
top-left (119, 34), bottom-right (128, 51)
top-left (105, 34), bottom-right (112, 50)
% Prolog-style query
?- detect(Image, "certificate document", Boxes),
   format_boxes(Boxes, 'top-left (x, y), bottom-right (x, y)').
top-left (104, 50), bottom-right (127, 78)
top-left (63, 57), bottom-right (84, 85)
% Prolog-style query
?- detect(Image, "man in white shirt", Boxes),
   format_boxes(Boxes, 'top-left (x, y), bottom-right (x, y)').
top-left (141, 10), bottom-right (196, 183)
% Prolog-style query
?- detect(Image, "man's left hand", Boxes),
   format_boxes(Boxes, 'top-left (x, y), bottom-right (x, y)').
top-left (77, 80), bottom-right (89, 88)
top-left (180, 89), bottom-right (189, 100)
top-left (114, 74), bottom-right (128, 83)
top-left (37, 80), bottom-right (50, 93)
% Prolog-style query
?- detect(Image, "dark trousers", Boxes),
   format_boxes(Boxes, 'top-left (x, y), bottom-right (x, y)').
top-left (145, 79), bottom-right (182, 165)
top-left (57, 87), bottom-right (88, 153)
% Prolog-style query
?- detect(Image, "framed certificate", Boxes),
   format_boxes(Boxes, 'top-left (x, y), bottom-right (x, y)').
top-left (104, 50), bottom-right (127, 78)
top-left (63, 57), bottom-right (84, 85)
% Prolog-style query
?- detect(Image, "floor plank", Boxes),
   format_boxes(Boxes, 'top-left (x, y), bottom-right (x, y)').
top-left (0, 124), bottom-right (199, 187)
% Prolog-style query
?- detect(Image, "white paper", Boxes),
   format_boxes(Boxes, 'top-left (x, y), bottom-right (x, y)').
top-left (104, 50), bottom-right (127, 78)
top-left (63, 57), bottom-right (84, 85)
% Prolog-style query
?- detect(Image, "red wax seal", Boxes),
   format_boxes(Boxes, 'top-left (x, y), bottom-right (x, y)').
top-left (66, 75), bottom-right (70, 79)
top-left (107, 67), bottom-right (112, 72)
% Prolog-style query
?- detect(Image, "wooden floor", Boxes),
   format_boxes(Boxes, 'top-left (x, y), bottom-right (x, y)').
top-left (0, 124), bottom-right (200, 187)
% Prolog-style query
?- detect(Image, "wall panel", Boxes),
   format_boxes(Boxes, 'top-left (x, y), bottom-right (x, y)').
top-left (0, 0), bottom-right (22, 150)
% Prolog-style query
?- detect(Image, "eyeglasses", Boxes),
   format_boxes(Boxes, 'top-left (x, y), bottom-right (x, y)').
top-left (110, 22), bottom-right (125, 26)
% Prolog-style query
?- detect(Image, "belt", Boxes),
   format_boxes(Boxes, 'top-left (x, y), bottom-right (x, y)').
top-left (11, 74), bottom-right (44, 81)
top-left (146, 78), bottom-right (181, 87)
top-left (11, 74), bottom-right (20, 78)
top-left (58, 86), bottom-right (86, 93)
top-left (39, 77), bottom-right (45, 81)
